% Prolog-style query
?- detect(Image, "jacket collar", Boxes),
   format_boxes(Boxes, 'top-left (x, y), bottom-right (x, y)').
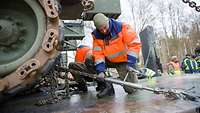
top-left (92, 19), bottom-right (122, 40)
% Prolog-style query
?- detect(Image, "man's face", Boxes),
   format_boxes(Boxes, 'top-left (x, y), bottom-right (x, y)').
top-left (98, 25), bottom-right (109, 35)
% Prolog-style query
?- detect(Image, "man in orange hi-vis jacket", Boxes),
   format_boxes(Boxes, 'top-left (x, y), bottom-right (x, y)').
top-left (68, 45), bottom-right (95, 93)
top-left (69, 44), bottom-right (108, 94)
top-left (75, 45), bottom-right (92, 63)
top-left (92, 13), bottom-right (141, 98)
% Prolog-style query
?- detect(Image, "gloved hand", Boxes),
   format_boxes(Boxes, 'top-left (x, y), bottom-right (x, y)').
top-left (85, 55), bottom-right (94, 68)
top-left (97, 72), bottom-right (105, 81)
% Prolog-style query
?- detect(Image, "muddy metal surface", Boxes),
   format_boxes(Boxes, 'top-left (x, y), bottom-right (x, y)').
top-left (0, 74), bottom-right (200, 113)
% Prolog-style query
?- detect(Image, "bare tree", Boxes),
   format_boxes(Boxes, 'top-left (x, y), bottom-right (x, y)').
top-left (126, 0), bottom-right (200, 64)
top-left (128, 0), bottom-right (157, 33)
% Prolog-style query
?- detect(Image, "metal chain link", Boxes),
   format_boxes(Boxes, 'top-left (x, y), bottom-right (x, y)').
top-left (182, 0), bottom-right (200, 12)
top-left (81, 0), bottom-right (94, 11)
top-left (35, 54), bottom-right (69, 106)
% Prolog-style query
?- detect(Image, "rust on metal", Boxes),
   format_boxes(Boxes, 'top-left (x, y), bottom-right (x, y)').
top-left (42, 29), bottom-right (59, 52)
top-left (0, 0), bottom-right (59, 93)
top-left (42, 0), bottom-right (59, 19)
top-left (16, 59), bottom-right (40, 80)
top-left (0, 80), bottom-right (8, 92)
top-left (81, 0), bottom-right (95, 11)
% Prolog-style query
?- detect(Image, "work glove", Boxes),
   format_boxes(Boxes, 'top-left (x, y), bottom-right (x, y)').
top-left (85, 55), bottom-right (94, 68)
top-left (137, 69), bottom-right (145, 79)
top-left (96, 72), bottom-right (105, 81)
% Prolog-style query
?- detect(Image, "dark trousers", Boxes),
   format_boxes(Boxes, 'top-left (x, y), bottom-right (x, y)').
top-left (68, 62), bottom-right (138, 93)
top-left (68, 62), bottom-right (105, 92)
top-left (68, 62), bottom-right (96, 83)
top-left (106, 62), bottom-right (138, 93)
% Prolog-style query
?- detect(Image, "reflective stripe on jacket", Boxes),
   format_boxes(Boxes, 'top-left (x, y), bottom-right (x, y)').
top-left (196, 56), bottom-right (200, 70)
top-left (183, 58), bottom-right (193, 73)
top-left (192, 59), bottom-right (198, 73)
top-left (92, 19), bottom-right (141, 73)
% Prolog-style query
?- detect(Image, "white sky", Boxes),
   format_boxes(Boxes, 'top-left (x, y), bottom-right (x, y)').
top-left (117, 0), bottom-right (134, 26)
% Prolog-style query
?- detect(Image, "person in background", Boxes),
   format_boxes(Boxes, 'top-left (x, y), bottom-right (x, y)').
top-left (167, 56), bottom-right (181, 76)
top-left (181, 54), bottom-right (193, 74)
top-left (191, 54), bottom-right (198, 73)
top-left (92, 13), bottom-right (141, 98)
top-left (195, 46), bottom-right (200, 73)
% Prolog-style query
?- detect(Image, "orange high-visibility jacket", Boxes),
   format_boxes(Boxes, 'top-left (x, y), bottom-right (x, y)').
top-left (169, 61), bottom-right (180, 71)
top-left (75, 46), bottom-right (92, 63)
top-left (168, 61), bottom-right (181, 75)
top-left (92, 19), bottom-right (141, 73)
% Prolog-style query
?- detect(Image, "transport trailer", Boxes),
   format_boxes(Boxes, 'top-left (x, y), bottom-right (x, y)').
top-left (0, 74), bottom-right (199, 113)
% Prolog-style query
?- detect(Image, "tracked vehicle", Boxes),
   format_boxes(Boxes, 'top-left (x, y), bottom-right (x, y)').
top-left (0, 0), bottom-right (120, 102)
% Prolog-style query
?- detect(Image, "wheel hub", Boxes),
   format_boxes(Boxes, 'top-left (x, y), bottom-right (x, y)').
top-left (0, 18), bottom-right (25, 47)
top-left (0, 0), bottom-right (46, 77)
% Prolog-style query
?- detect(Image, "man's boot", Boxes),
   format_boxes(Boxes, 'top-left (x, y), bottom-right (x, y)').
top-left (96, 81), bottom-right (105, 92)
top-left (96, 82), bottom-right (115, 98)
top-left (77, 82), bottom-right (88, 93)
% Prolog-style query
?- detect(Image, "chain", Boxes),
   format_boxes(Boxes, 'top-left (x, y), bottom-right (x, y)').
top-left (81, 0), bottom-right (94, 11)
top-left (182, 0), bottom-right (200, 12)
top-left (35, 54), bottom-right (69, 106)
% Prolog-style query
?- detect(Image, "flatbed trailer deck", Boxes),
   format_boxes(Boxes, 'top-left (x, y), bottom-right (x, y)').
top-left (0, 74), bottom-right (200, 113)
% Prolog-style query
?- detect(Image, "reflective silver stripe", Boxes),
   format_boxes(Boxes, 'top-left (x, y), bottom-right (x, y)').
top-left (95, 59), bottom-right (105, 65)
top-left (93, 46), bottom-right (102, 51)
top-left (146, 68), bottom-right (155, 77)
top-left (127, 51), bottom-right (138, 58)
top-left (106, 50), bottom-right (126, 59)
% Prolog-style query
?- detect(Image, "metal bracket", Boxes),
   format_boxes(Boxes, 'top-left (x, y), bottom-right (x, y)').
top-left (16, 59), bottom-right (40, 79)
top-left (42, 0), bottom-right (59, 19)
top-left (42, 29), bottom-right (58, 52)
top-left (0, 80), bottom-right (9, 92)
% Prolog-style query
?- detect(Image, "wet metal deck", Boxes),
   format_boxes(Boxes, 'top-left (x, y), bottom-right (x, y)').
top-left (0, 74), bottom-right (200, 113)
